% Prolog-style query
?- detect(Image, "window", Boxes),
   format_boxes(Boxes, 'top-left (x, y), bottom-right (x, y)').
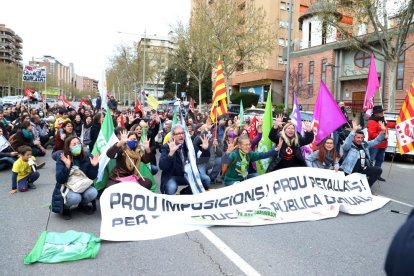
top-left (321, 59), bottom-right (327, 82)
top-left (278, 38), bottom-right (285, 46)
top-left (298, 63), bottom-right (303, 90)
top-left (322, 21), bottom-right (327, 45)
top-left (354, 51), bottom-right (371, 67)
top-left (280, 1), bottom-right (287, 10)
top-left (308, 22), bottom-right (312, 47)
top-left (278, 56), bottom-right (284, 64)
top-left (279, 20), bottom-right (288, 28)
top-left (309, 61), bottom-right (314, 93)
top-left (396, 53), bottom-right (405, 90)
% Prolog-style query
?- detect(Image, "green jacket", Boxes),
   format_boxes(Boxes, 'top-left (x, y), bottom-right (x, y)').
top-left (223, 149), bottom-right (275, 185)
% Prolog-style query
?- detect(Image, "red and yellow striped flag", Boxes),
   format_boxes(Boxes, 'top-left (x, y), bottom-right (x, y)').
top-left (210, 57), bottom-right (228, 121)
top-left (396, 79), bottom-right (414, 154)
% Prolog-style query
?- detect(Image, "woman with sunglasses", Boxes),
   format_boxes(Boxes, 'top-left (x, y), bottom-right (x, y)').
top-left (306, 137), bottom-right (340, 171)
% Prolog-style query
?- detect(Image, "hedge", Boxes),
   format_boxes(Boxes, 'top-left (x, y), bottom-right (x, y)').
top-left (230, 92), bottom-right (259, 108)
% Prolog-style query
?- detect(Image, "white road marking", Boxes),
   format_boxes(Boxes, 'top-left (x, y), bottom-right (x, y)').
top-left (378, 195), bottom-right (414, 208)
top-left (199, 228), bottom-right (261, 276)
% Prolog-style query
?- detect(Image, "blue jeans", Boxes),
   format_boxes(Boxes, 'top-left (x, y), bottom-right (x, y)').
top-left (163, 176), bottom-right (189, 195)
top-left (209, 157), bottom-right (222, 181)
top-left (18, 171), bottom-right (40, 192)
top-left (369, 147), bottom-right (386, 168)
top-left (0, 156), bottom-right (16, 170)
top-left (225, 173), bottom-right (259, 186)
top-left (197, 163), bottom-right (211, 190)
top-left (66, 186), bottom-right (98, 208)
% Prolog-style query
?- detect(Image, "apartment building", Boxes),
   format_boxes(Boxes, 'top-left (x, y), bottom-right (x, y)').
top-left (0, 24), bottom-right (23, 66)
top-left (137, 35), bottom-right (175, 98)
top-left (289, 1), bottom-right (413, 113)
top-left (75, 75), bottom-right (99, 93)
top-left (30, 55), bottom-right (74, 88)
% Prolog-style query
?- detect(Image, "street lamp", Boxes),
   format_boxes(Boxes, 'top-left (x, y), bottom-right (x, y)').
top-left (172, 82), bottom-right (180, 99)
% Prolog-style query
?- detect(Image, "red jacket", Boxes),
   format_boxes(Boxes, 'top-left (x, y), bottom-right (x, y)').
top-left (367, 119), bottom-right (388, 148)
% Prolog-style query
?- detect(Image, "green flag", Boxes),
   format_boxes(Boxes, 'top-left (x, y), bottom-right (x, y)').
top-left (24, 231), bottom-right (101, 264)
top-left (256, 92), bottom-right (274, 174)
top-left (172, 106), bottom-right (178, 125)
top-left (140, 124), bottom-right (147, 145)
top-left (92, 108), bottom-right (118, 190)
top-left (239, 100), bottom-right (245, 125)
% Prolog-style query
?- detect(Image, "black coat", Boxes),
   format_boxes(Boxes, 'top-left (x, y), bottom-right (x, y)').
top-left (89, 123), bottom-right (101, 151)
top-left (159, 142), bottom-right (209, 188)
top-left (51, 154), bottom-right (98, 213)
top-left (266, 127), bottom-right (314, 172)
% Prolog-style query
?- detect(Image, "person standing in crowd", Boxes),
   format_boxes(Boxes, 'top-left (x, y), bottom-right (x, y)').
top-left (52, 136), bottom-right (100, 220)
top-left (306, 137), bottom-right (340, 171)
top-left (367, 105), bottom-right (388, 182)
top-left (266, 120), bottom-right (314, 172)
top-left (159, 124), bottom-right (210, 195)
top-left (106, 130), bottom-right (152, 188)
top-left (222, 135), bottom-right (282, 186)
top-left (89, 113), bottom-right (102, 152)
top-left (95, 95), bottom-right (102, 111)
top-left (108, 96), bottom-right (118, 111)
top-left (10, 145), bottom-right (40, 193)
top-left (340, 119), bottom-right (386, 187)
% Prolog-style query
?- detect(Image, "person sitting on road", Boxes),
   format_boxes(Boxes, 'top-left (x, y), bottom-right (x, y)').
top-left (10, 145), bottom-right (40, 194)
top-left (222, 135), bottom-right (281, 186)
top-left (11, 120), bottom-right (46, 158)
top-left (306, 137), bottom-right (340, 171)
top-left (339, 119), bottom-right (386, 187)
top-left (266, 120), bottom-right (314, 172)
top-left (0, 128), bottom-right (18, 171)
top-left (106, 130), bottom-right (153, 189)
top-left (52, 136), bottom-right (100, 220)
top-left (159, 124), bottom-right (210, 195)
top-left (52, 121), bottom-right (76, 161)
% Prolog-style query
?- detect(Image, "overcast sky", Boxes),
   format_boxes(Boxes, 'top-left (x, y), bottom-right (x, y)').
top-left (2, 0), bottom-right (190, 83)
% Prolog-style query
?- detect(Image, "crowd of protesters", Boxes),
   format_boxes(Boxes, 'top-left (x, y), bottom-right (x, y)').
top-left (0, 95), bottom-right (388, 220)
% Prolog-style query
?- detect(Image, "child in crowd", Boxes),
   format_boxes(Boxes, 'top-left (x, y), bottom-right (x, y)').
top-left (10, 145), bottom-right (40, 194)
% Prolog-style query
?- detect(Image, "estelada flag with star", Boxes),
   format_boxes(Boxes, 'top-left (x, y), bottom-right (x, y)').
top-left (396, 79), bottom-right (414, 154)
top-left (210, 57), bottom-right (228, 121)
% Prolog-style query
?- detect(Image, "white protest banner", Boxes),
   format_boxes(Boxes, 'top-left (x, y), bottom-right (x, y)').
top-left (22, 65), bottom-right (46, 83)
top-left (100, 167), bottom-right (390, 241)
top-left (0, 135), bottom-right (10, 152)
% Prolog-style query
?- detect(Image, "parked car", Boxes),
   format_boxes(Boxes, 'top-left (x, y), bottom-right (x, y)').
top-left (220, 104), bottom-right (240, 119)
top-left (0, 95), bottom-right (27, 105)
top-left (244, 108), bottom-right (266, 121)
top-left (299, 111), bottom-right (313, 121)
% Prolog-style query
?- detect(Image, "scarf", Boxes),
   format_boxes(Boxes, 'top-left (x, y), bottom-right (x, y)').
top-left (236, 149), bottom-right (249, 177)
top-left (123, 146), bottom-right (144, 172)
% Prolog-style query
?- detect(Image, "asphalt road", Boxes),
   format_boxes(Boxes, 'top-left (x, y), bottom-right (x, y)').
top-left (0, 150), bottom-right (412, 276)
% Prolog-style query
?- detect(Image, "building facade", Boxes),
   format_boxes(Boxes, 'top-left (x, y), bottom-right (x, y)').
top-left (290, 1), bottom-right (413, 114)
top-left (137, 35), bottom-right (175, 99)
top-left (0, 24), bottom-right (23, 66)
top-left (75, 75), bottom-right (99, 94)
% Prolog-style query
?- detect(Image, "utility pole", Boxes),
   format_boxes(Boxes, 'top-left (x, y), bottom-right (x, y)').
top-left (284, 0), bottom-right (293, 109)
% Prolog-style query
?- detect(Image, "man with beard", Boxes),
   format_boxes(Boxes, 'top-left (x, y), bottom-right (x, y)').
top-left (340, 119), bottom-right (386, 187)
top-left (367, 105), bottom-right (388, 181)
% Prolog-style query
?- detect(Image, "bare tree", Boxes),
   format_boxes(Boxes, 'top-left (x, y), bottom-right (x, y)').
top-left (317, 0), bottom-right (414, 111)
top-left (199, 0), bottom-right (277, 100)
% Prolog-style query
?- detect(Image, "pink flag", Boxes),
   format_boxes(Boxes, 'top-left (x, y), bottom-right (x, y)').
top-left (311, 81), bottom-right (347, 146)
top-left (363, 53), bottom-right (380, 116)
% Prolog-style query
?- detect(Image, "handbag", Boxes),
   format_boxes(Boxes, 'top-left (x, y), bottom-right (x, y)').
top-left (65, 166), bottom-right (93, 193)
